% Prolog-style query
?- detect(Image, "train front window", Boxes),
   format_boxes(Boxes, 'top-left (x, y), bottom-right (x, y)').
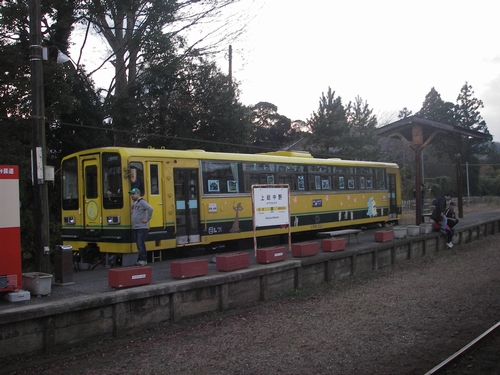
top-left (103, 152), bottom-right (123, 209)
top-left (62, 157), bottom-right (78, 210)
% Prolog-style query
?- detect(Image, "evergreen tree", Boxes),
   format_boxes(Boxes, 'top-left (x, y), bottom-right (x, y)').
top-left (344, 95), bottom-right (379, 161)
top-left (250, 102), bottom-right (299, 150)
top-left (306, 87), bottom-right (348, 157)
top-left (416, 84), bottom-right (492, 196)
top-left (133, 57), bottom-right (253, 152)
top-left (453, 82), bottom-right (490, 155)
top-left (415, 87), bottom-right (455, 124)
top-left (398, 107), bottom-right (412, 119)
top-left (0, 0), bottom-right (105, 268)
top-left (451, 82), bottom-right (491, 196)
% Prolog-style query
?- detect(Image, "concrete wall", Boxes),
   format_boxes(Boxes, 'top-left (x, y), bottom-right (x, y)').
top-left (1, 219), bottom-right (499, 359)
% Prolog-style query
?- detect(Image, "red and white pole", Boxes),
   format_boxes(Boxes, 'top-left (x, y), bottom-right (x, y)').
top-left (0, 165), bottom-right (22, 291)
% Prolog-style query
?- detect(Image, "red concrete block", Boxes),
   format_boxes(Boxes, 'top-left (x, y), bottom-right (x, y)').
top-left (108, 266), bottom-right (152, 289)
top-left (322, 237), bottom-right (346, 252)
top-left (216, 252), bottom-right (250, 272)
top-left (291, 241), bottom-right (319, 257)
top-left (256, 246), bottom-right (286, 264)
top-left (170, 259), bottom-right (208, 279)
top-left (375, 230), bottom-right (394, 242)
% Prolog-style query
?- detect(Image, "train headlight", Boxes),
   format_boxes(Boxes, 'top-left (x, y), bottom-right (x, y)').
top-left (63, 216), bottom-right (75, 225)
top-left (107, 216), bottom-right (121, 225)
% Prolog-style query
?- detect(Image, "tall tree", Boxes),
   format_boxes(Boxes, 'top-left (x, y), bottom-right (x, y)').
top-left (78, 0), bottom-right (245, 145)
top-left (250, 102), bottom-right (299, 150)
top-left (134, 57), bottom-right (253, 152)
top-left (306, 87), bottom-right (348, 157)
top-left (453, 82), bottom-right (490, 155)
top-left (415, 87), bottom-right (455, 124)
top-left (416, 83), bottom-right (492, 196)
top-left (451, 82), bottom-right (491, 195)
top-left (0, 0), bottom-right (106, 268)
top-left (344, 95), bottom-right (379, 160)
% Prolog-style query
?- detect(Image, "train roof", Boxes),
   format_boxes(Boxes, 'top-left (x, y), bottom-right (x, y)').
top-left (63, 147), bottom-right (399, 168)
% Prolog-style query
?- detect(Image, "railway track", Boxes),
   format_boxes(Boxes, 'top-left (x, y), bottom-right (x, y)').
top-left (425, 321), bottom-right (500, 374)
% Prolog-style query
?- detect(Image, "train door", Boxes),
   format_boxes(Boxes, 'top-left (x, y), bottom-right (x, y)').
top-left (82, 156), bottom-right (102, 237)
top-left (388, 173), bottom-right (398, 219)
top-left (145, 162), bottom-right (164, 230)
top-left (174, 169), bottom-right (200, 244)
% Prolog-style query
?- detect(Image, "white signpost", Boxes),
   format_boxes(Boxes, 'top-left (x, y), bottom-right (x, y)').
top-left (251, 184), bottom-right (291, 255)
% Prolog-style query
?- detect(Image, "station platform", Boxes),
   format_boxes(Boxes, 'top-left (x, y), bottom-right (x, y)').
top-left (1, 210), bottom-right (500, 360)
top-left (2, 210), bottom-right (500, 309)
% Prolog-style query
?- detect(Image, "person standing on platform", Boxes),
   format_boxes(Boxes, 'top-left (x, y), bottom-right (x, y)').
top-left (129, 188), bottom-right (153, 266)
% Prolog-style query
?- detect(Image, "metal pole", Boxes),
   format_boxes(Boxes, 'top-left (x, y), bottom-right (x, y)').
top-left (466, 162), bottom-right (470, 202)
top-left (29, 0), bottom-right (51, 273)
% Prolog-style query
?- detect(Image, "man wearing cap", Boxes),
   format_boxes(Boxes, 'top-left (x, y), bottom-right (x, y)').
top-left (444, 202), bottom-right (459, 229)
top-left (129, 188), bottom-right (153, 266)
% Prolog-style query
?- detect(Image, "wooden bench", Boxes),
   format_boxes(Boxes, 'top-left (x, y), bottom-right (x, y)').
top-left (423, 213), bottom-right (432, 223)
top-left (317, 229), bottom-right (362, 244)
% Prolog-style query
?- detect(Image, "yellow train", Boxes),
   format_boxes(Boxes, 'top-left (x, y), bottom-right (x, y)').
top-left (61, 147), bottom-right (402, 265)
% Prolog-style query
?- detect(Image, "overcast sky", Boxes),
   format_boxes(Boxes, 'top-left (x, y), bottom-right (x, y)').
top-left (74, 0), bottom-right (500, 142)
top-left (230, 0), bottom-right (500, 141)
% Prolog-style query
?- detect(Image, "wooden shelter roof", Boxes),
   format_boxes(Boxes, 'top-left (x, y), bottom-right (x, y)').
top-left (376, 116), bottom-right (492, 143)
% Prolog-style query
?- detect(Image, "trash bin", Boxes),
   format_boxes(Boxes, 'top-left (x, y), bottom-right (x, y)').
top-left (54, 245), bottom-right (75, 285)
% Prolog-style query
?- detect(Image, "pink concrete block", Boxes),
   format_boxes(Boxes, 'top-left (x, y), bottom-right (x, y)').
top-left (170, 259), bottom-right (208, 279)
top-left (375, 230), bottom-right (394, 242)
top-left (256, 246), bottom-right (286, 264)
top-left (322, 237), bottom-right (346, 252)
top-left (216, 252), bottom-right (250, 272)
top-left (108, 266), bottom-right (152, 289)
top-left (291, 241), bottom-right (319, 257)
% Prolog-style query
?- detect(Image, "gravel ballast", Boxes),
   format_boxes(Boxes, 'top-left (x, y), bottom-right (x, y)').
top-left (5, 232), bottom-right (500, 375)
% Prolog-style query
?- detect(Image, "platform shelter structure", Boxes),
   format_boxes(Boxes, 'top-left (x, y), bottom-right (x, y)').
top-left (376, 116), bottom-right (492, 225)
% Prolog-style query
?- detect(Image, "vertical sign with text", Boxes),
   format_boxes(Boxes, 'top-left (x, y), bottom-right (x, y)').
top-left (252, 185), bottom-right (290, 227)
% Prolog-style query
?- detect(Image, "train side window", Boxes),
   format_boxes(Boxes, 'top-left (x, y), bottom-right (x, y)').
top-left (243, 173), bottom-right (259, 192)
top-left (310, 175), bottom-right (321, 190)
top-left (62, 157), bottom-right (79, 210)
top-left (150, 164), bottom-right (159, 195)
top-left (129, 162), bottom-right (144, 195)
top-left (201, 161), bottom-right (239, 194)
top-left (375, 169), bottom-right (386, 189)
top-left (278, 174), bottom-right (292, 188)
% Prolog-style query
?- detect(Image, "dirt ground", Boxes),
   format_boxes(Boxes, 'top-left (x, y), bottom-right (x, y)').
top-left (3, 203), bottom-right (500, 375)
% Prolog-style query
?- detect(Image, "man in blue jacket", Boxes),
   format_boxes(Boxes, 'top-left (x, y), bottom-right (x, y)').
top-left (129, 188), bottom-right (153, 266)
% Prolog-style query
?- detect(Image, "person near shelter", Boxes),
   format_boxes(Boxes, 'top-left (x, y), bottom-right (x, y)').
top-left (444, 201), bottom-right (459, 229)
top-left (431, 193), bottom-right (453, 235)
top-left (414, 183), bottom-right (426, 223)
top-left (129, 188), bottom-right (153, 266)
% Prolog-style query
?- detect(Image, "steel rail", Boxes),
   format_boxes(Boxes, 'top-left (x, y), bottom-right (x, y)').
top-left (424, 321), bottom-right (500, 375)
